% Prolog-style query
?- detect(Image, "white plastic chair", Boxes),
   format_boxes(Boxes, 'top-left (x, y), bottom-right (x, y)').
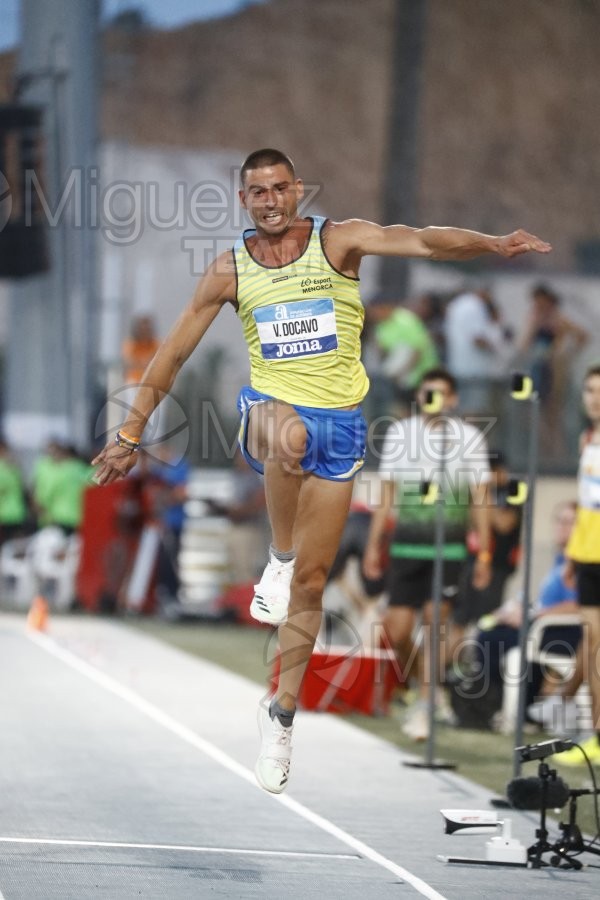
top-left (500, 613), bottom-right (583, 733)
top-left (28, 527), bottom-right (81, 612)
top-left (0, 537), bottom-right (36, 610)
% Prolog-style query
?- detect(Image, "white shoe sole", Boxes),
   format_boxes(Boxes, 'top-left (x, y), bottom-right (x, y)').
top-left (250, 596), bottom-right (288, 626)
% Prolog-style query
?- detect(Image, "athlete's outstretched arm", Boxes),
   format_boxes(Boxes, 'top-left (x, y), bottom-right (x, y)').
top-left (92, 252), bottom-right (236, 485)
top-left (333, 218), bottom-right (551, 261)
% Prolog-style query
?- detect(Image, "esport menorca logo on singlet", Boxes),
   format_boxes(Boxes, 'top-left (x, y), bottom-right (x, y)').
top-left (253, 298), bottom-right (338, 361)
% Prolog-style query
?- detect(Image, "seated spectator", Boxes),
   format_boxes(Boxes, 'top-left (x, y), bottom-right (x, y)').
top-left (464, 501), bottom-right (581, 730)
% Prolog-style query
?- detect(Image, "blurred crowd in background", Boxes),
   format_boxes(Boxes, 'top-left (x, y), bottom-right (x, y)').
top-left (0, 273), bottom-right (590, 558)
top-left (363, 280), bottom-right (588, 464)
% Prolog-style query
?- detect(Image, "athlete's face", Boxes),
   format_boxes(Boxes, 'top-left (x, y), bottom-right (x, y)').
top-left (239, 164), bottom-right (304, 236)
top-left (582, 374), bottom-right (600, 424)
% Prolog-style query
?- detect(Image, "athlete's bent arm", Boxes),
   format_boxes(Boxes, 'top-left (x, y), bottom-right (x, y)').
top-left (93, 252), bottom-right (236, 485)
top-left (331, 219), bottom-right (551, 262)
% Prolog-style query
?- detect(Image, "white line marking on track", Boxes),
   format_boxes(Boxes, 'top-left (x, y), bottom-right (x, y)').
top-left (0, 837), bottom-right (358, 860)
top-left (27, 631), bottom-right (447, 900)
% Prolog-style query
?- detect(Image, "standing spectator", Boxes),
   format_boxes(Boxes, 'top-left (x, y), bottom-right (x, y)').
top-left (518, 284), bottom-right (588, 459)
top-left (143, 444), bottom-right (190, 607)
top-left (363, 368), bottom-right (492, 740)
top-left (367, 298), bottom-right (439, 410)
top-left (453, 452), bottom-right (522, 632)
top-left (366, 300), bottom-right (439, 419)
top-left (32, 443), bottom-right (93, 534)
top-left (560, 365), bottom-right (600, 765)
top-left (444, 287), bottom-right (511, 415)
top-left (32, 440), bottom-right (63, 528)
top-left (121, 315), bottom-right (165, 443)
top-left (413, 291), bottom-right (447, 363)
top-left (0, 439), bottom-right (28, 544)
top-left (122, 314), bottom-right (160, 385)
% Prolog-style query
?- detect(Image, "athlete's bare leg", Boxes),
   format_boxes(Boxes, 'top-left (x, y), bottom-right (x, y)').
top-left (246, 401), bottom-right (356, 708)
top-left (276, 475), bottom-right (354, 709)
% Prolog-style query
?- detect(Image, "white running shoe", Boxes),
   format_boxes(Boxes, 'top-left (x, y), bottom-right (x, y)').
top-left (527, 695), bottom-right (578, 733)
top-left (401, 701), bottom-right (429, 742)
top-left (255, 703), bottom-right (294, 794)
top-left (250, 555), bottom-right (295, 625)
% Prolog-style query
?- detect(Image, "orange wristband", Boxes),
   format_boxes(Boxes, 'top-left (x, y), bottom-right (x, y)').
top-left (118, 429), bottom-right (140, 445)
top-left (477, 550), bottom-right (492, 564)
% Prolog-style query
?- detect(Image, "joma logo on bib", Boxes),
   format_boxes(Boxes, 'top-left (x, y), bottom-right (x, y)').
top-left (253, 298), bottom-right (338, 361)
top-left (275, 339), bottom-right (323, 358)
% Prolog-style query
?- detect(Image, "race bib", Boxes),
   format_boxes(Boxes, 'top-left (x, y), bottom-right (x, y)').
top-left (254, 298), bottom-right (338, 361)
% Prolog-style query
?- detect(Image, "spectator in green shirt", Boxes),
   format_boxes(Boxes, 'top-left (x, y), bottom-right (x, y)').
top-left (32, 442), bottom-right (93, 533)
top-left (0, 440), bottom-right (28, 543)
top-left (368, 297), bottom-right (440, 408)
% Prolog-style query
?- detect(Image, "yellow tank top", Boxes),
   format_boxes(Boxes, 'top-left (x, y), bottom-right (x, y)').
top-left (233, 216), bottom-right (369, 407)
top-left (566, 440), bottom-right (600, 563)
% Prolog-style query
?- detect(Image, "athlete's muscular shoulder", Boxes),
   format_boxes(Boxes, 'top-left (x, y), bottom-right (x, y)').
top-left (321, 218), bottom-right (393, 277)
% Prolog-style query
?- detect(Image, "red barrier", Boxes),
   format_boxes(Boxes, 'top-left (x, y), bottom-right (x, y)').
top-left (271, 645), bottom-right (405, 716)
top-left (75, 479), bottom-right (155, 614)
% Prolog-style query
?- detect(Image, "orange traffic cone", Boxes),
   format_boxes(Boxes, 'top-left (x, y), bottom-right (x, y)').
top-left (26, 595), bottom-right (49, 632)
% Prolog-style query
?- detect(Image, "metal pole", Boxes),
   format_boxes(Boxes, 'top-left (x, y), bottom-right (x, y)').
top-left (513, 393), bottom-right (540, 777)
top-left (405, 409), bottom-right (456, 771)
top-left (379, 0), bottom-right (427, 299)
top-left (425, 472), bottom-right (446, 765)
top-left (4, 0), bottom-right (99, 469)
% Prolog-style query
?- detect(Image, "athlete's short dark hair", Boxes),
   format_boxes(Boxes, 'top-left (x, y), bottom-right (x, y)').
top-left (419, 367), bottom-right (458, 394)
top-left (240, 149), bottom-right (295, 186)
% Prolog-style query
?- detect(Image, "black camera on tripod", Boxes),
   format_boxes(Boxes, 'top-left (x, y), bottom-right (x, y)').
top-left (507, 739), bottom-right (600, 869)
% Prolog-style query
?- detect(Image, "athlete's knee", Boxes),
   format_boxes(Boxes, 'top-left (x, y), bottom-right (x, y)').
top-left (291, 563), bottom-right (328, 610)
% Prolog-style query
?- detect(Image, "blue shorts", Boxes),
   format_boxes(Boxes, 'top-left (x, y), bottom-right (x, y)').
top-left (237, 386), bottom-right (367, 482)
